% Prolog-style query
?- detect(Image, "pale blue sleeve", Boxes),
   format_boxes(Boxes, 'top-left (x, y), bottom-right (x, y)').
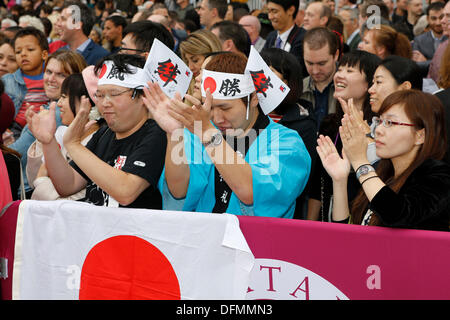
top-left (158, 129), bottom-right (209, 212)
top-left (246, 125), bottom-right (311, 219)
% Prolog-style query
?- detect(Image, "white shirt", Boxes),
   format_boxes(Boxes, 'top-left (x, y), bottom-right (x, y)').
top-left (276, 24), bottom-right (295, 52)
top-left (346, 29), bottom-right (360, 45)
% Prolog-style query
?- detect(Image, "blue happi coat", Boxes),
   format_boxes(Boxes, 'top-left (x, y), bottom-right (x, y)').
top-left (158, 119), bottom-right (311, 218)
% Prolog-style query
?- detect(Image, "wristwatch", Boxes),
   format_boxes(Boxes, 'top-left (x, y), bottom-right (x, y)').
top-left (356, 164), bottom-right (375, 180)
top-left (203, 131), bottom-right (223, 148)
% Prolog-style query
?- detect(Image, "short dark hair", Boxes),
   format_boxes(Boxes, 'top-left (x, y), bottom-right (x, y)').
top-left (40, 17), bottom-right (53, 38)
top-left (303, 27), bottom-right (339, 56)
top-left (13, 26), bottom-right (49, 51)
top-left (62, 1), bottom-right (95, 37)
top-left (40, 4), bottom-right (53, 15)
top-left (427, 1), bottom-right (445, 15)
top-left (61, 73), bottom-right (95, 116)
top-left (211, 20), bottom-right (251, 56)
top-left (206, 0), bottom-right (228, 19)
top-left (105, 15), bottom-right (128, 29)
top-left (122, 20), bottom-right (175, 51)
top-left (267, 0), bottom-right (299, 18)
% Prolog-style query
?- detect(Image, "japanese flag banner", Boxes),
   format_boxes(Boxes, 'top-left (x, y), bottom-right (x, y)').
top-left (11, 200), bottom-right (254, 300)
top-left (245, 46), bottom-right (290, 115)
top-left (144, 38), bottom-right (193, 99)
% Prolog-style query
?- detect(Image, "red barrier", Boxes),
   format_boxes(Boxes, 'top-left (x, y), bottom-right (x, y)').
top-left (1, 201), bottom-right (450, 300)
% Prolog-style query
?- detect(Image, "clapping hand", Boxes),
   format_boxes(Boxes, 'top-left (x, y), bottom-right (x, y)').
top-left (316, 135), bottom-right (351, 182)
top-left (26, 102), bottom-right (57, 145)
top-left (63, 96), bottom-right (91, 149)
top-left (338, 97), bottom-right (371, 137)
top-left (340, 113), bottom-right (369, 167)
top-left (143, 82), bottom-right (183, 134)
top-left (167, 89), bottom-right (214, 139)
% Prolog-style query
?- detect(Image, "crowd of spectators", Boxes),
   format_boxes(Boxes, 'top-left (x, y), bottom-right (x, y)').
top-left (0, 0), bottom-right (449, 232)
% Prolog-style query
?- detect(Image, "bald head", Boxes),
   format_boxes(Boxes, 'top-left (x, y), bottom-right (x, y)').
top-left (148, 14), bottom-right (170, 29)
top-left (239, 15), bottom-right (261, 42)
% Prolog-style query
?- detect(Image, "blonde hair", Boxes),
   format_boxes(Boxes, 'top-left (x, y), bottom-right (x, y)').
top-left (179, 29), bottom-right (223, 63)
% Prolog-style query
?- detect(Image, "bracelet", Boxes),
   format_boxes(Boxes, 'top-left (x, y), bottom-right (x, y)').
top-left (361, 175), bottom-right (378, 185)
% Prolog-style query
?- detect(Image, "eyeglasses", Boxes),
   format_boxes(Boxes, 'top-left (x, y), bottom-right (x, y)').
top-left (372, 116), bottom-right (415, 128)
top-left (118, 47), bottom-right (147, 53)
top-left (94, 88), bottom-right (132, 102)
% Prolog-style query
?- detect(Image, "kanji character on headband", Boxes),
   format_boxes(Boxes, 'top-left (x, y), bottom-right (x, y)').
top-left (145, 52), bottom-right (311, 218)
top-left (26, 54), bottom-right (167, 209)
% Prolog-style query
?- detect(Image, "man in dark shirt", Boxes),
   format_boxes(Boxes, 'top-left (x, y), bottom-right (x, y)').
top-left (300, 27), bottom-right (339, 129)
top-left (26, 54), bottom-right (167, 209)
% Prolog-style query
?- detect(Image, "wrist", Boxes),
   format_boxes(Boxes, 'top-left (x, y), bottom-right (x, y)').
top-left (202, 126), bottom-right (220, 144)
top-left (351, 159), bottom-right (370, 171)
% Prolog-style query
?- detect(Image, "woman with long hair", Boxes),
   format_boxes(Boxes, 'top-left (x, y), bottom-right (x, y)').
top-left (9, 50), bottom-right (87, 197)
top-left (317, 90), bottom-right (450, 231)
top-left (307, 50), bottom-right (381, 221)
top-left (29, 73), bottom-right (104, 200)
top-left (358, 25), bottom-right (412, 59)
top-left (179, 29), bottom-right (222, 99)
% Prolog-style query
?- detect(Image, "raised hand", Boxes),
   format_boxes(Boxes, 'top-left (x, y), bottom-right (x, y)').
top-left (26, 102), bottom-right (57, 145)
top-left (63, 96), bottom-right (91, 148)
top-left (340, 113), bottom-right (369, 167)
top-left (167, 89), bottom-right (214, 138)
top-left (316, 135), bottom-right (351, 182)
top-left (143, 82), bottom-right (183, 134)
top-left (338, 97), bottom-right (371, 136)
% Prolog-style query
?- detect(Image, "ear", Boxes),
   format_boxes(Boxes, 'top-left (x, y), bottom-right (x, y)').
top-left (287, 5), bottom-right (296, 18)
top-left (415, 128), bottom-right (425, 145)
top-left (319, 16), bottom-right (328, 26)
top-left (42, 49), bottom-right (48, 61)
top-left (399, 81), bottom-right (412, 90)
top-left (222, 39), bottom-right (234, 52)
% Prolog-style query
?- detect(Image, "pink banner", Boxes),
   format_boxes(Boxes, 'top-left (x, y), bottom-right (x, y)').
top-left (238, 216), bottom-right (450, 300)
top-left (1, 201), bottom-right (450, 300)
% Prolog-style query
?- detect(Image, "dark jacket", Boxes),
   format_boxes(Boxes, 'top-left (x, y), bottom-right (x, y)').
top-left (82, 40), bottom-right (110, 66)
top-left (370, 159), bottom-right (450, 232)
top-left (435, 88), bottom-right (450, 164)
top-left (277, 99), bottom-right (318, 219)
top-left (264, 24), bottom-right (307, 77)
top-left (413, 31), bottom-right (448, 75)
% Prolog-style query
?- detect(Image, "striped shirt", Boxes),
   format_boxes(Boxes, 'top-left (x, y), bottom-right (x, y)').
top-left (15, 73), bottom-right (49, 127)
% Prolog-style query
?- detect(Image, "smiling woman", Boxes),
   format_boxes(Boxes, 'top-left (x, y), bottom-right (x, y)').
top-left (44, 50), bottom-right (88, 101)
top-left (179, 29), bottom-right (222, 98)
top-left (318, 90), bottom-right (450, 231)
top-left (0, 39), bottom-right (18, 78)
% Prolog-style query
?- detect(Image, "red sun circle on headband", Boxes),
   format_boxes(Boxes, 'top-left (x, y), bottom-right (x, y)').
top-left (98, 64), bottom-right (107, 79)
top-left (79, 235), bottom-right (181, 300)
top-left (203, 77), bottom-right (217, 94)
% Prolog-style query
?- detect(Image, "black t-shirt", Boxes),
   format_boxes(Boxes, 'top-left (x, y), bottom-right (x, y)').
top-left (69, 119), bottom-right (167, 209)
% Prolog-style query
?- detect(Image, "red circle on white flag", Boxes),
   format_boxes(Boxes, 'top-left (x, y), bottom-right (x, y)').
top-left (203, 77), bottom-right (216, 93)
top-left (98, 64), bottom-right (107, 79)
top-left (79, 235), bottom-right (180, 300)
